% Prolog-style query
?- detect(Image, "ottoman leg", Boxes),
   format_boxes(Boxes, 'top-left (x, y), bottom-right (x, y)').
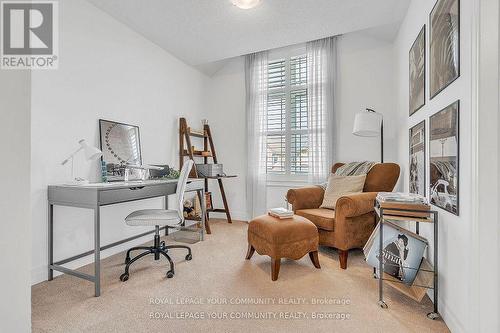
top-left (309, 251), bottom-right (321, 269)
top-left (271, 257), bottom-right (281, 281)
top-left (245, 244), bottom-right (255, 260)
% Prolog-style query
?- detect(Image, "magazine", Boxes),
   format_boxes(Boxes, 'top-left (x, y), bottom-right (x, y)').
top-left (364, 220), bottom-right (428, 285)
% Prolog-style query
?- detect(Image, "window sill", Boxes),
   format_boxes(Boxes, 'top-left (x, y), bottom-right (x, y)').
top-left (266, 178), bottom-right (310, 188)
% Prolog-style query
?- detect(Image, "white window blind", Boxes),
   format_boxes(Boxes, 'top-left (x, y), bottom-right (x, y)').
top-left (265, 55), bottom-right (309, 176)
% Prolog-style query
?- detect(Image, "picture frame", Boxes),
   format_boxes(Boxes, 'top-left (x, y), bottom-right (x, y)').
top-left (99, 119), bottom-right (142, 182)
top-left (429, 0), bottom-right (460, 99)
top-left (409, 120), bottom-right (426, 197)
top-left (429, 100), bottom-right (459, 215)
top-left (409, 26), bottom-right (426, 116)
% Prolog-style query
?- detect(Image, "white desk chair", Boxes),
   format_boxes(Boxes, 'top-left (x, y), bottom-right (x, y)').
top-left (119, 160), bottom-right (194, 282)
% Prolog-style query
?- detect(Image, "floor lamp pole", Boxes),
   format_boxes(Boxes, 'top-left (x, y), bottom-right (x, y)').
top-left (380, 120), bottom-right (384, 163)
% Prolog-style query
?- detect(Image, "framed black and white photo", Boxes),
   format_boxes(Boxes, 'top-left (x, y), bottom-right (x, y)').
top-left (409, 26), bottom-right (426, 116)
top-left (99, 119), bottom-right (142, 181)
top-left (429, 101), bottom-right (459, 215)
top-left (429, 0), bottom-right (460, 99)
top-left (409, 120), bottom-right (426, 197)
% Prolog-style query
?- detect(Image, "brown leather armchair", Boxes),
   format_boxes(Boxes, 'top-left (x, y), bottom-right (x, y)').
top-left (286, 163), bottom-right (400, 269)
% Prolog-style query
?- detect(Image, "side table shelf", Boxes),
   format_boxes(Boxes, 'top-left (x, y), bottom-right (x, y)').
top-left (374, 203), bottom-right (440, 320)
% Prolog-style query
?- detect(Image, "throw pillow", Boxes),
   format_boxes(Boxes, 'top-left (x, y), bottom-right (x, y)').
top-left (320, 174), bottom-right (367, 210)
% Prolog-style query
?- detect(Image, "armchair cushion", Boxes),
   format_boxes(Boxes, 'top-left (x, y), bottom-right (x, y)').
top-left (320, 174), bottom-right (366, 209)
top-left (296, 208), bottom-right (335, 231)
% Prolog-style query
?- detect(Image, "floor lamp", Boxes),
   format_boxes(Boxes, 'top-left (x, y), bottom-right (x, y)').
top-left (352, 108), bottom-right (384, 163)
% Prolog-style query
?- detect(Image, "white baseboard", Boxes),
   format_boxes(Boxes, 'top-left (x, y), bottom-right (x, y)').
top-left (209, 210), bottom-right (248, 222)
top-left (424, 288), bottom-right (465, 333)
top-left (438, 296), bottom-right (466, 333)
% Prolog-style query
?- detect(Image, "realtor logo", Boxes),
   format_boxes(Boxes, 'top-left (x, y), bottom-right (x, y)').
top-left (1, 1), bottom-right (58, 69)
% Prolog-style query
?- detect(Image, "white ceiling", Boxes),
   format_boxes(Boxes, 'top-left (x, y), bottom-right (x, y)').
top-left (88, 0), bottom-right (410, 66)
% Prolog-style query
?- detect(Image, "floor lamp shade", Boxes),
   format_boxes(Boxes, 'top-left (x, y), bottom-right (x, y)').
top-left (352, 109), bottom-right (384, 162)
top-left (352, 111), bottom-right (382, 137)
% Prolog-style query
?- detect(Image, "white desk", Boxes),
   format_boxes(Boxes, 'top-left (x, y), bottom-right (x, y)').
top-left (47, 179), bottom-right (205, 296)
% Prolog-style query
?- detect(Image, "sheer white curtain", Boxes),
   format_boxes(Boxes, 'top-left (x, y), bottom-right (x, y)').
top-left (245, 51), bottom-right (269, 218)
top-left (307, 37), bottom-right (336, 184)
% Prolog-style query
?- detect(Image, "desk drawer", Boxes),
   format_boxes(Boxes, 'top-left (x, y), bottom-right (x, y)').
top-left (98, 183), bottom-right (176, 205)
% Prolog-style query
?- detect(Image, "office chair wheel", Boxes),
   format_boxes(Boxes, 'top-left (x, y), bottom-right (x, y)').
top-left (119, 273), bottom-right (129, 282)
top-left (166, 271), bottom-right (174, 279)
top-left (185, 254), bottom-right (192, 261)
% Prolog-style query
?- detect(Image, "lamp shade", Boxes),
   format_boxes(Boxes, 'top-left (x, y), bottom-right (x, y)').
top-left (231, 0), bottom-right (261, 9)
top-left (352, 110), bottom-right (383, 137)
top-left (79, 139), bottom-right (102, 161)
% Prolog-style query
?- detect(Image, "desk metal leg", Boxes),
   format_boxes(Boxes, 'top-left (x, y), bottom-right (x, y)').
top-left (48, 203), bottom-right (54, 281)
top-left (94, 206), bottom-right (101, 297)
top-left (165, 195), bottom-right (169, 236)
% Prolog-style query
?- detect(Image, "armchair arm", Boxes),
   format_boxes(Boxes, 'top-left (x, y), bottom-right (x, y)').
top-left (333, 192), bottom-right (378, 252)
top-left (286, 186), bottom-right (325, 211)
top-left (335, 192), bottom-right (378, 218)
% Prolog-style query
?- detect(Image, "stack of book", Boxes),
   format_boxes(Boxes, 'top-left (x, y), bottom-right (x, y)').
top-left (376, 192), bottom-right (428, 204)
top-left (268, 207), bottom-right (294, 219)
top-left (376, 192), bottom-right (430, 219)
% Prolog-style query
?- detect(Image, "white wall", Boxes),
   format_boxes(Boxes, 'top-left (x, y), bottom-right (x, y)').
top-left (206, 31), bottom-right (397, 219)
top-left (0, 71), bottom-right (31, 331)
top-left (393, 1), bottom-right (474, 332)
top-left (30, 0), bottom-right (208, 284)
top-left (474, 0), bottom-right (500, 331)
top-left (202, 57), bottom-right (248, 221)
top-left (335, 32), bottom-right (397, 163)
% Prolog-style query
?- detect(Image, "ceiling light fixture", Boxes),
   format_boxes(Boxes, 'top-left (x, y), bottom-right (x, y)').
top-left (231, 0), bottom-right (261, 9)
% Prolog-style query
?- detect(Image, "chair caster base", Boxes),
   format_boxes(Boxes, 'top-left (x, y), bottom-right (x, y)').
top-left (378, 301), bottom-right (388, 309)
top-left (166, 271), bottom-right (174, 279)
top-left (125, 257), bottom-right (130, 265)
top-left (185, 254), bottom-right (192, 261)
top-left (427, 312), bottom-right (440, 320)
top-left (120, 273), bottom-right (129, 282)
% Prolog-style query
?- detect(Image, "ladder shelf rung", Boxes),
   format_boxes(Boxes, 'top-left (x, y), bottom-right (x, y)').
top-left (187, 128), bottom-right (206, 138)
top-left (183, 150), bottom-right (212, 157)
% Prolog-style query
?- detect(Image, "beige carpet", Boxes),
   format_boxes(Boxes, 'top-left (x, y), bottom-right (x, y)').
top-left (32, 219), bottom-right (449, 333)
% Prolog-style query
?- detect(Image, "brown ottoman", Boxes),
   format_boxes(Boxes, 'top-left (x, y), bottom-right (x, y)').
top-left (246, 214), bottom-right (320, 281)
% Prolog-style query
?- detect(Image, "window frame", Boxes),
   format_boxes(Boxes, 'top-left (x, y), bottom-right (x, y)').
top-left (265, 45), bottom-right (309, 183)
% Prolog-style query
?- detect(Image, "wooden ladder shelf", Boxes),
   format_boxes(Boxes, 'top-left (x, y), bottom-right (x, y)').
top-left (179, 117), bottom-right (236, 234)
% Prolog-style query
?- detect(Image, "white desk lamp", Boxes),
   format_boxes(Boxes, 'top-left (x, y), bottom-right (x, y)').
top-left (353, 108), bottom-right (384, 162)
top-left (61, 139), bottom-right (102, 184)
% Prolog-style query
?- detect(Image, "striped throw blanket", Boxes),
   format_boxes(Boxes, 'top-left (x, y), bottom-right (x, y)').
top-left (334, 161), bottom-right (377, 176)
top-left (319, 161), bottom-right (377, 189)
